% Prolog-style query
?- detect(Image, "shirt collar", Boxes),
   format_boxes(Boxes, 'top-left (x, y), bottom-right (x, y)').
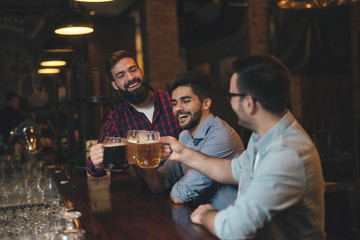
top-left (253, 110), bottom-right (294, 152)
top-left (180, 113), bottom-right (215, 140)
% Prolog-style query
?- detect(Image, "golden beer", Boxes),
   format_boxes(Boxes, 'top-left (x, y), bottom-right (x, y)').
top-left (126, 140), bottom-right (138, 164)
top-left (136, 141), bottom-right (161, 168)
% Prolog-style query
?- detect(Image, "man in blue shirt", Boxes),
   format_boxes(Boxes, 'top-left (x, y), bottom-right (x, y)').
top-left (162, 55), bottom-right (326, 239)
top-left (142, 70), bottom-right (245, 209)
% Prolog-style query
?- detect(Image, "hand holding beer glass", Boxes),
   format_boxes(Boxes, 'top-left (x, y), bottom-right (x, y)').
top-left (103, 136), bottom-right (129, 172)
top-left (127, 130), bottom-right (161, 168)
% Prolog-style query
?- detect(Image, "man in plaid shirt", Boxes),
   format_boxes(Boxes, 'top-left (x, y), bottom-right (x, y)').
top-left (86, 50), bottom-right (179, 177)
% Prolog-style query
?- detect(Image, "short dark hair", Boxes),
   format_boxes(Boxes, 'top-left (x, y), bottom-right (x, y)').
top-left (232, 55), bottom-right (290, 114)
top-left (104, 50), bottom-right (138, 82)
top-left (167, 70), bottom-right (212, 102)
top-left (5, 91), bottom-right (19, 101)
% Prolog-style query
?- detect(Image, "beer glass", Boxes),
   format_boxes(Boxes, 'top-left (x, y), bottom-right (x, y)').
top-left (126, 130), bottom-right (139, 165)
top-left (136, 131), bottom-right (161, 168)
top-left (103, 137), bottom-right (128, 171)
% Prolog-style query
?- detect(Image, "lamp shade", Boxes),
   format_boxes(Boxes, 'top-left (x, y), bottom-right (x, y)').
top-left (45, 36), bottom-right (75, 53)
top-left (40, 60), bottom-right (67, 67)
top-left (38, 68), bottom-right (61, 74)
top-left (76, 0), bottom-right (114, 2)
top-left (54, 9), bottom-right (94, 35)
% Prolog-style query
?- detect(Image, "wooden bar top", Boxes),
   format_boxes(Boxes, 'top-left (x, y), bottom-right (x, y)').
top-left (55, 166), bottom-right (218, 240)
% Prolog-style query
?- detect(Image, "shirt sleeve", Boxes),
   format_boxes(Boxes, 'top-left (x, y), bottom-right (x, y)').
top-left (158, 160), bottom-right (184, 188)
top-left (171, 126), bottom-right (244, 203)
top-left (214, 148), bottom-right (305, 239)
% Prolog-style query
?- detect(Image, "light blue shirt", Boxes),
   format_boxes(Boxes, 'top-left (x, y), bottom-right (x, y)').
top-left (215, 111), bottom-right (326, 239)
top-left (158, 114), bottom-right (245, 209)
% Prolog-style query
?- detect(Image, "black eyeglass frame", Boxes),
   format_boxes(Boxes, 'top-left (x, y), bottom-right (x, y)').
top-left (225, 93), bottom-right (248, 101)
top-left (225, 92), bottom-right (258, 102)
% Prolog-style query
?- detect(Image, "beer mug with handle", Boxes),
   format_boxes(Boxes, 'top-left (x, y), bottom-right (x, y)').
top-left (136, 131), bottom-right (161, 168)
top-left (126, 130), bottom-right (139, 165)
top-left (103, 137), bottom-right (128, 172)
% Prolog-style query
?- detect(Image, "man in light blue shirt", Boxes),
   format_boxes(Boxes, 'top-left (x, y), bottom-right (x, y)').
top-left (142, 71), bottom-right (245, 209)
top-left (162, 55), bottom-right (326, 239)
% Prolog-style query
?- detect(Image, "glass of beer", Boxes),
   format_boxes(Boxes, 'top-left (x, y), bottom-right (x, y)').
top-left (126, 130), bottom-right (139, 165)
top-left (136, 131), bottom-right (161, 168)
top-left (103, 137), bottom-right (128, 172)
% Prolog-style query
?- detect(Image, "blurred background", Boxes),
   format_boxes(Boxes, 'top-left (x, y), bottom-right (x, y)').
top-left (0, 0), bottom-right (359, 164)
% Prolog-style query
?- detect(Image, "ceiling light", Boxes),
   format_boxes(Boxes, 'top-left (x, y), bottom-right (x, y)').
top-left (54, 0), bottom-right (94, 35)
top-left (38, 68), bottom-right (61, 74)
top-left (277, 0), bottom-right (352, 9)
top-left (45, 36), bottom-right (75, 53)
top-left (40, 60), bottom-right (67, 67)
top-left (75, 0), bottom-right (114, 2)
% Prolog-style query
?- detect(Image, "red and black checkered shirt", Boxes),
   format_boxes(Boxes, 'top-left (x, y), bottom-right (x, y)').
top-left (86, 90), bottom-right (179, 177)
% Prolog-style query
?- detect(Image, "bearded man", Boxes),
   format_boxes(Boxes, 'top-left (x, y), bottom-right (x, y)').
top-left (141, 70), bottom-right (245, 209)
top-left (86, 50), bottom-right (179, 177)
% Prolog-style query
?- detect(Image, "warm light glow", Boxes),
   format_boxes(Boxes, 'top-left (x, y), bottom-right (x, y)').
top-left (41, 60), bottom-right (66, 67)
top-left (75, 0), bottom-right (114, 2)
top-left (45, 48), bottom-right (74, 53)
top-left (38, 68), bottom-right (60, 74)
top-left (55, 27), bottom-right (94, 35)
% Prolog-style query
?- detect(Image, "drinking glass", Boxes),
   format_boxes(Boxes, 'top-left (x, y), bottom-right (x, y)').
top-left (103, 137), bottom-right (128, 172)
top-left (126, 130), bottom-right (140, 165)
top-left (136, 131), bottom-right (161, 168)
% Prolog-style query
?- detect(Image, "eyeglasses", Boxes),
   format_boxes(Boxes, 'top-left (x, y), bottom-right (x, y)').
top-left (225, 92), bottom-right (258, 102)
top-left (225, 92), bottom-right (248, 102)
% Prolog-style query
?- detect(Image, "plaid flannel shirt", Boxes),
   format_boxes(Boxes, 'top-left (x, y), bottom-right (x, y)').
top-left (86, 90), bottom-right (179, 178)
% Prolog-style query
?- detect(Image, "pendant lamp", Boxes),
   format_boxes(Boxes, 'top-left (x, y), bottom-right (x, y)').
top-left (45, 35), bottom-right (75, 53)
top-left (75, 0), bottom-right (114, 2)
top-left (38, 68), bottom-right (61, 74)
top-left (54, 0), bottom-right (94, 35)
top-left (40, 52), bottom-right (67, 67)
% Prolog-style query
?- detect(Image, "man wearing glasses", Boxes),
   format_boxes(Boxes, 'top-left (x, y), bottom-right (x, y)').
top-left (162, 55), bottom-right (325, 239)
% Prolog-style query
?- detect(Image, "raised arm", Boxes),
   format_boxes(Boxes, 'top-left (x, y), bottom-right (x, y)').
top-left (161, 136), bottom-right (237, 185)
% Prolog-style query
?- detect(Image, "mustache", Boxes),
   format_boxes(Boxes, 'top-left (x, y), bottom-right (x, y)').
top-left (176, 111), bottom-right (190, 118)
top-left (124, 78), bottom-right (141, 90)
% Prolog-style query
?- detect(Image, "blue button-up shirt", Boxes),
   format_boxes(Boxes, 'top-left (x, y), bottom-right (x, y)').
top-left (158, 114), bottom-right (245, 209)
top-left (215, 111), bottom-right (326, 239)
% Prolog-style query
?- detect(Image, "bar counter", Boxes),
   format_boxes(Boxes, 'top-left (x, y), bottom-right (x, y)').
top-left (54, 165), bottom-right (218, 240)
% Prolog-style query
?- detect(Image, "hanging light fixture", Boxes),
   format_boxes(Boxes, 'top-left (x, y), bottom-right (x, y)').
top-left (44, 35), bottom-right (75, 53)
top-left (75, 0), bottom-right (114, 2)
top-left (277, 0), bottom-right (356, 9)
top-left (40, 60), bottom-right (67, 67)
top-left (38, 68), bottom-right (61, 74)
top-left (54, 0), bottom-right (94, 35)
top-left (40, 52), bottom-right (68, 67)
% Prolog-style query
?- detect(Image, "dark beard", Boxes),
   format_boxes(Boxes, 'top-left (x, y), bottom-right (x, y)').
top-left (179, 108), bottom-right (202, 131)
top-left (118, 80), bottom-right (150, 105)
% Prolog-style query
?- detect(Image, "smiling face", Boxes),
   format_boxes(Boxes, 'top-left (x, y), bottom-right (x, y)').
top-left (111, 57), bottom-right (143, 91)
top-left (171, 86), bottom-right (205, 133)
top-left (111, 57), bottom-right (150, 105)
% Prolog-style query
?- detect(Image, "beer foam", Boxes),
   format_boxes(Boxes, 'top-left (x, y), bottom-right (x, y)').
top-left (138, 140), bottom-right (159, 144)
top-left (104, 143), bottom-right (126, 147)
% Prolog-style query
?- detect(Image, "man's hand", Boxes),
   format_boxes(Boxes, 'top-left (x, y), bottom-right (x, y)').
top-left (191, 204), bottom-right (218, 237)
top-left (89, 143), bottom-right (104, 170)
top-left (160, 136), bottom-right (186, 162)
top-left (191, 204), bottom-right (214, 225)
